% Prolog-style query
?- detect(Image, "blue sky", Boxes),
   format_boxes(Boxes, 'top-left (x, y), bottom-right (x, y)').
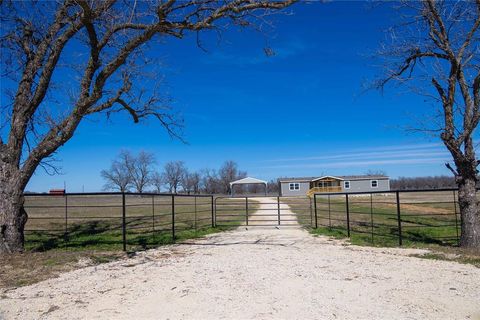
top-left (22, 1), bottom-right (454, 192)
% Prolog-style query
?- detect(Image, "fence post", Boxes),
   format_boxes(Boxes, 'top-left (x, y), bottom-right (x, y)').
top-left (194, 196), bottom-right (197, 231)
top-left (396, 191), bottom-right (402, 246)
top-left (122, 193), bottom-right (126, 251)
top-left (328, 194), bottom-right (331, 228)
top-left (345, 194), bottom-right (350, 237)
top-left (152, 194), bottom-right (155, 241)
top-left (245, 197), bottom-right (249, 226)
top-left (64, 194), bottom-right (68, 248)
top-left (370, 193), bottom-right (374, 244)
top-left (211, 196), bottom-right (215, 228)
top-left (453, 190), bottom-right (459, 246)
top-left (277, 196), bottom-right (281, 226)
top-left (171, 195), bottom-right (175, 241)
top-left (309, 197), bottom-right (313, 227)
top-left (313, 194), bottom-right (318, 229)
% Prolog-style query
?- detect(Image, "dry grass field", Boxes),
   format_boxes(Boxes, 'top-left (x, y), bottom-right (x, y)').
top-left (23, 194), bottom-right (216, 252)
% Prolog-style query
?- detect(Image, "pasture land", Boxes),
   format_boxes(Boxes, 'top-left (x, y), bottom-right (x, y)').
top-left (310, 190), bottom-right (468, 247)
top-left (23, 193), bottom-right (240, 252)
top-left (22, 190), bottom-right (475, 250)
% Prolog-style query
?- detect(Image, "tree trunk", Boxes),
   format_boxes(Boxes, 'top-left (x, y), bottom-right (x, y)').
top-left (457, 175), bottom-right (480, 248)
top-left (0, 164), bottom-right (28, 253)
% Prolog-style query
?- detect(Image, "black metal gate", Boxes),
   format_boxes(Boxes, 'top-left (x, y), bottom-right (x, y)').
top-left (213, 196), bottom-right (314, 228)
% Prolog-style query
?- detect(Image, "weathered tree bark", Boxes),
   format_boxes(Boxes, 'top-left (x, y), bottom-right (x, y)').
top-left (0, 160), bottom-right (28, 254)
top-left (454, 153), bottom-right (480, 247)
top-left (0, 195), bottom-right (28, 254)
top-left (444, 136), bottom-right (480, 248)
top-left (457, 176), bottom-right (480, 247)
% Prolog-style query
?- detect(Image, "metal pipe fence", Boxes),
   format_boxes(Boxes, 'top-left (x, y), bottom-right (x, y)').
top-left (313, 188), bottom-right (471, 246)
top-left (23, 192), bottom-right (214, 252)
top-left (214, 196), bottom-right (313, 228)
top-left (23, 189), bottom-right (470, 250)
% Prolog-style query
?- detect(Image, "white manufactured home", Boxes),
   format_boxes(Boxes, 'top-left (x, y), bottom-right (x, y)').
top-left (278, 175), bottom-right (390, 197)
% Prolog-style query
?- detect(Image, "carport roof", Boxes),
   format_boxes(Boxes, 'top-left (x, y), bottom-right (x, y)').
top-left (229, 177), bottom-right (267, 186)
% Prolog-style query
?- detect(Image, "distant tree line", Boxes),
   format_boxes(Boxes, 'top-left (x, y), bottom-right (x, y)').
top-left (101, 150), bottom-right (274, 195)
top-left (102, 154), bottom-right (464, 194)
top-left (390, 176), bottom-right (457, 190)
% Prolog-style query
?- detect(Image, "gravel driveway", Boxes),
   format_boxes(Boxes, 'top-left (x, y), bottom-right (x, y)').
top-left (1, 197), bottom-right (479, 319)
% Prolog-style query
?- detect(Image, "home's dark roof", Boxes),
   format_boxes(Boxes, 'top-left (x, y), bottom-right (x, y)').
top-left (278, 175), bottom-right (389, 182)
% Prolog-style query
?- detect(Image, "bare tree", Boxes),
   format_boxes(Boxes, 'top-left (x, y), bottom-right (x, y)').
top-left (0, 0), bottom-right (296, 253)
top-left (190, 172), bottom-right (201, 194)
top-left (181, 171), bottom-right (192, 194)
top-left (100, 150), bottom-right (155, 192)
top-left (218, 160), bottom-right (247, 194)
top-left (200, 168), bottom-right (221, 194)
top-left (377, 0), bottom-right (480, 247)
top-left (100, 151), bottom-right (132, 192)
top-left (267, 179), bottom-right (280, 194)
top-left (162, 161), bottom-right (187, 193)
top-left (364, 169), bottom-right (387, 176)
top-left (127, 151), bottom-right (156, 193)
top-left (391, 176), bottom-right (456, 190)
top-left (151, 172), bottom-right (164, 193)
top-left (182, 171), bottom-right (201, 194)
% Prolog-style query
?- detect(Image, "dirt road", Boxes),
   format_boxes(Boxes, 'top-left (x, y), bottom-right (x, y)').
top-left (1, 198), bottom-right (479, 319)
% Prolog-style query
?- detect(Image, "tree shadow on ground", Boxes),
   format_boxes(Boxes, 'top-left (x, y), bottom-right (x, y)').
top-left (26, 221), bottom-right (120, 251)
top-left (26, 219), bottom-right (182, 252)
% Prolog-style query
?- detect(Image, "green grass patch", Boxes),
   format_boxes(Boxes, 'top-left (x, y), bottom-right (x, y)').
top-left (310, 224), bottom-right (458, 248)
top-left (22, 194), bottom-right (244, 253)
top-left (308, 194), bottom-right (460, 247)
top-left (25, 223), bottom-right (238, 253)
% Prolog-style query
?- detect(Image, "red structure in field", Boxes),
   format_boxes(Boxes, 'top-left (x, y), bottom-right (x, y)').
top-left (49, 189), bottom-right (65, 195)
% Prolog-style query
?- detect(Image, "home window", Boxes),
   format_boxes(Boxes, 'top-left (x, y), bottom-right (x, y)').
top-left (344, 181), bottom-right (350, 189)
top-left (289, 183), bottom-right (300, 191)
top-left (371, 180), bottom-right (378, 188)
